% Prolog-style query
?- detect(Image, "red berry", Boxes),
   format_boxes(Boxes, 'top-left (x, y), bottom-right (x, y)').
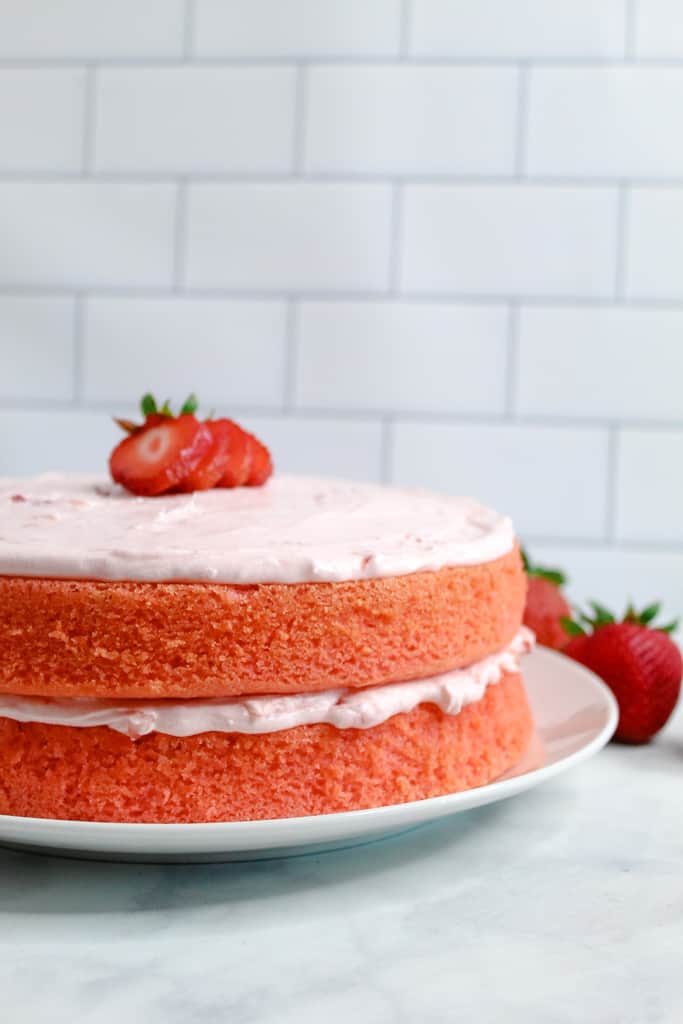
top-left (110, 395), bottom-right (274, 495)
top-left (523, 575), bottom-right (571, 650)
top-left (212, 422), bottom-right (273, 488)
top-left (215, 420), bottom-right (252, 488)
top-left (143, 413), bottom-right (170, 429)
top-left (565, 621), bottom-right (682, 744)
top-left (521, 550), bottom-right (570, 651)
top-left (109, 414), bottom-right (211, 497)
top-left (245, 432), bottom-right (273, 486)
top-left (176, 419), bottom-right (233, 493)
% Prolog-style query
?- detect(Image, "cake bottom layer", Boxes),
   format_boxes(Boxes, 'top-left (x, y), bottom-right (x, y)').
top-left (0, 671), bottom-right (533, 824)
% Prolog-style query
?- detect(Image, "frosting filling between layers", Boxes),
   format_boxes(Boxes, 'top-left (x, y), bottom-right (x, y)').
top-left (0, 628), bottom-right (534, 739)
top-left (1, 473), bottom-right (514, 583)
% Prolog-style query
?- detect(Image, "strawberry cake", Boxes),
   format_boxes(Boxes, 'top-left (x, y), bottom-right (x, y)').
top-left (0, 397), bottom-right (533, 824)
top-left (0, 471), bottom-right (533, 824)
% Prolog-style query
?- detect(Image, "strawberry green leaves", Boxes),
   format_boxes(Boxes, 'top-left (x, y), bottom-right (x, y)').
top-left (116, 394), bottom-right (201, 434)
top-left (180, 393), bottom-right (199, 415)
top-left (563, 600), bottom-right (679, 638)
top-left (521, 547), bottom-right (567, 587)
top-left (141, 393), bottom-right (158, 416)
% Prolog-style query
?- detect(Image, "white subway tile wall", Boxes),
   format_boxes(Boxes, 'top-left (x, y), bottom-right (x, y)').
top-left (240, 415), bottom-right (385, 482)
top-left (625, 188), bottom-right (683, 299)
top-left (193, 0), bottom-right (403, 58)
top-left (634, 0), bottom-right (683, 58)
top-left (294, 302), bottom-right (508, 413)
top-left (526, 69), bottom-right (683, 178)
top-left (517, 308), bottom-right (683, 421)
top-left (0, 70), bottom-right (86, 173)
top-left (94, 68), bottom-right (297, 174)
top-left (391, 422), bottom-right (610, 539)
top-left (185, 183), bottom-right (393, 290)
top-left (409, 0), bottom-right (626, 58)
top-left (0, 183), bottom-right (176, 288)
top-left (399, 185), bottom-right (618, 295)
top-left (0, 0), bottom-right (681, 612)
top-left (82, 298), bottom-right (288, 407)
top-left (0, 0), bottom-right (186, 59)
top-left (616, 430), bottom-right (683, 545)
top-left (303, 67), bottom-right (518, 175)
top-left (0, 410), bottom-right (124, 476)
top-left (0, 298), bottom-right (75, 401)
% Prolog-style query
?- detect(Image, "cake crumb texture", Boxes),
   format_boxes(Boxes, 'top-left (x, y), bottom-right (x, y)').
top-left (0, 548), bottom-right (525, 699)
top-left (0, 673), bottom-right (533, 823)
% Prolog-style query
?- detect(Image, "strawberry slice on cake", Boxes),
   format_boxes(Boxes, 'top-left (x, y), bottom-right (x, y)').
top-left (110, 393), bottom-right (273, 496)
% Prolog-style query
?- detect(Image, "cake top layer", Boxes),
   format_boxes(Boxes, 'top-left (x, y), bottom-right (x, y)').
top-left (0, 473), bottom-right (515, 584)
top-left (0, 629), bottom-right (532, 737)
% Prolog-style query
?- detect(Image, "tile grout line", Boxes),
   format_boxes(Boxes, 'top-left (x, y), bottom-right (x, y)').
top-left (0, 171), bottom-right (665, 186)
top-left (283, 301), bottom-right (299, 410)
top-left (5, 286), bottom-right (683, 309)
top-left (81, 66), bottom-right (97, 174)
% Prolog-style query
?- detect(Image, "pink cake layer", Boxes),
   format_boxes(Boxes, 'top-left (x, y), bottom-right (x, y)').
top-left (1, 473), bottom-right (524, 699)
top-left (0, 671), bottom-right (533, 823)
top-left (0, 548), bottom-right (525, 700)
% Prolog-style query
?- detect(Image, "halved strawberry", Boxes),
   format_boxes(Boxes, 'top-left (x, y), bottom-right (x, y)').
top-left (110, 414), bottom-right (211, 496)
top-left (215, 420), bottom-right (252, 488)
top-left (245, 432), bottom-right (273, 486)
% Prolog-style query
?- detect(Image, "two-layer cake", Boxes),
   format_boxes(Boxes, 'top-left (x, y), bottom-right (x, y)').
top-left (0, 473), bottom-right (533, 823)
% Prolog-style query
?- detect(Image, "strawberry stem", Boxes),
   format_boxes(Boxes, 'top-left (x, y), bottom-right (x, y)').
top-left (113, 417), bottom-right (138, 434)
top-left (141, 393), bottom-right (157, 416)
top-left (639, 602), bottom-right (661, 625)
top-left (564, 600), bottom-right (679, 637)
top-left (521, 547), bottom-right (567, 586)
top-left (116, 393), bottom-right (203, 439)
top-left (561, 617), bottom-right (586, 637)
top-left (181, 393), bottom-right (199, 415)
top-left (588, 601), bottom-right (615, 625)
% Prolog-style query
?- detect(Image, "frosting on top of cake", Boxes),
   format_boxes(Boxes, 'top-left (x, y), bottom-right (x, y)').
top-left (0, 473), bottom-right (515, 584)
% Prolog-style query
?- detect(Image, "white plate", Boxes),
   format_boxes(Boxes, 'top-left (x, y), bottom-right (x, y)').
top-left (0, 648), bottom-right (618, 863)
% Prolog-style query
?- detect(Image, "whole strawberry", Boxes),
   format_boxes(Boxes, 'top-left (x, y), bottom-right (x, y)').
top-left (563, 602), bottom-right (682, 744)
top-left (521, 549), bottom-right (571, 651)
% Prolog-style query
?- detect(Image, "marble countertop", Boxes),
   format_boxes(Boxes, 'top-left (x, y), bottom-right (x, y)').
top-left (1, 706), bottom-right (681, 1024)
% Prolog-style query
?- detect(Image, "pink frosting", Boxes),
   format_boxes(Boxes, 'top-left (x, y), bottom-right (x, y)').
top-left (0, 473), bottom-right (514, 584)
top-left (0, 628), bottom-right (533, 739)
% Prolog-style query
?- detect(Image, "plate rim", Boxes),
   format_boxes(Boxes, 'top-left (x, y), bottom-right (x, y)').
top-left (0, 647), bottom-right (619, 851)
